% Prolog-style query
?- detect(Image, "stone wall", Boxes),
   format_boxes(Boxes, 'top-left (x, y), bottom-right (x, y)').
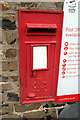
top-left (0, 1), bottom-right (73, 120)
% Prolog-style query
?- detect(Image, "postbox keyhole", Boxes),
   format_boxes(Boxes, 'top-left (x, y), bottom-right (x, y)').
top-left (31, 70), bottom-right (34, 76)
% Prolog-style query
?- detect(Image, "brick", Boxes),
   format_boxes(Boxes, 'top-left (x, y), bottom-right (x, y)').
top-left (15, 103), bottom-right (41, 112)
top-left (3, 49), bottom-right (17, 58)
top-left (2, 61), bottom-right (18, 71)
top-left (0, 2), bottom-right (9, 10)
top-left (6, 30), bottom-right (17, 45)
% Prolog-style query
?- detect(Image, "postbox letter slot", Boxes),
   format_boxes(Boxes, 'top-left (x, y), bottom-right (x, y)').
top-left (26, 23), bottom-right (57, 35)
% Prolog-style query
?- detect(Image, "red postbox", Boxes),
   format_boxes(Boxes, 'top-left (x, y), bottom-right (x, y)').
top-left (19, 10), bottom-right (63, 104)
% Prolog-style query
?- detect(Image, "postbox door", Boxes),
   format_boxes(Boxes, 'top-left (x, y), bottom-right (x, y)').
top-left (26, 43), bottom-right (55, 99)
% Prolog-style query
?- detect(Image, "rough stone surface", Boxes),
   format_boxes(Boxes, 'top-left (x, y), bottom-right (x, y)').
top-left (55, 2), bottom-right (63, 11)
top-left (0, 72), bottom-right (19, 82)
top-left (2, 105), bottom-right (13, 115)
top-left (1, 84), bottom-right (12, 93)
top-left (0, 2), bottom-right (9, 10)
top-left (10, 76), bottom-right (18, 82)
top-left (2, 94), bottom-right (7, 104)
top-left (23, 108), bottom-right (57, 119)
top-left (0, 1), bottom-right (65, 120)
top-left (7, 92), bottom-right (19, 101)
top-left (2, 61), bottom-right (18, 71)
top-left (23, 110), bottom-right (46, 119)
top-left (2, 75), bottom-right (8, 82)
top-left (45, 108), bottom-right (57, 119)
top-left (2, 114), bottom-right (21, 119)
top-left (2, 19), bottom-right (16, 30)
top-left (3, 48), bottom-right (17, 58)
top-left (15, 103), bottom-right (41, 112)
top-left (6, 30), bottom-right (17, 44)
top-left (3, 15), bottom-right (16, 23)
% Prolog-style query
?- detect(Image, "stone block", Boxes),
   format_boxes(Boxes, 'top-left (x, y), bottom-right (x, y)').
top-left (8, 2), bottom-right (20, 10)
top-left (45, 108), bottom-right (57, 119)
top-left (36, 2), bottom-right (57, 10)
top-left (55, 2), bottom-right (63, 11)
top-left (7, 92), bottom-right (19, 101)
top-left (1, 93), bottom-right (6, 104)
top-left (23, 110), bottom-right (45, 119)
top-left (0, 56), bottom-right (2, 62)
top-left (2, 30), bottom-right (6, 44)
top-left (3, 48), bottom-right (17, 58)
top-left (0, 93), bottom-right (2, 104)
top-left (15, 103), bottom-right (41, 112)
top-left (2, 105), bottom-right (13, 115)
top-left (0, 72), bottom-right (18, 82)
top-left (8, 2), bottom-right (38, 10)
top-left (0, 84), bottom-right (12, 93)
top-left (2, 19), bottom-right (16, 30)
top-left (2, 114), bottom-right (21, 119)
top-left (2, 71), bottom-right (18, 82)
top-left (6, 30), bottom-right (17, 45)
top-left (0, 28), bottom-right (2, 44)
top-left (2, 75), bottom-right (8, 82)
top-left (0, 2), bottom-right (9, 11)
top-left (2, 61), bottom-right (18, 71)
top-left (10, 76), bottom-right (18, 82)
top-left (3, 15), bottom-right (16, 23)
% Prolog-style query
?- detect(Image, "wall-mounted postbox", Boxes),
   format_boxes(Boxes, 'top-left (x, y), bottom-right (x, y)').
top-left (19, 10), bottom-right (63, 104)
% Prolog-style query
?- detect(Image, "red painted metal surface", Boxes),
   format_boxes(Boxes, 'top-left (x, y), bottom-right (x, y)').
top-left (27, 23), bottom-right (57, 29)
top-left (26, 23), bottom-right (57, 36)
top-left (56, 94), bottom-right (80, 103)
top-left (19, 10), bottom-right (64, 104)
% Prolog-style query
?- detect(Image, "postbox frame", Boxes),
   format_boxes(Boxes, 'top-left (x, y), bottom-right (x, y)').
top-left (19, 10), bottom-right (64, 104)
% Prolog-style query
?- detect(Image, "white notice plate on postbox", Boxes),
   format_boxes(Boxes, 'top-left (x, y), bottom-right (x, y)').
top-left (33, 46), bottom-right (47, 70)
